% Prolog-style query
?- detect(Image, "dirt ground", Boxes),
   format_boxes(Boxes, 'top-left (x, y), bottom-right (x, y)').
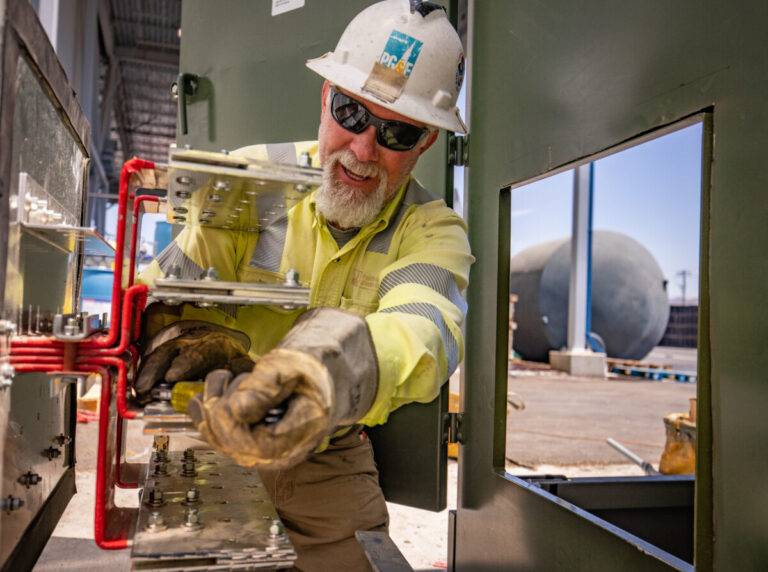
top-left (33, 347), bottom-right (697, 571)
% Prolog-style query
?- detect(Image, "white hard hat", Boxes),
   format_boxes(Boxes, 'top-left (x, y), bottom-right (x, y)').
top-left (306, 0), bottom-right (467, 134)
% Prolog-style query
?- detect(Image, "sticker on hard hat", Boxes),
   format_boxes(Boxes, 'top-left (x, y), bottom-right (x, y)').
top-left (456, 54), bottom-right (465, 92)
top-left (377, 30), bottom-right (423, 78)
top-left (363, 30), bottom-right (424, 103)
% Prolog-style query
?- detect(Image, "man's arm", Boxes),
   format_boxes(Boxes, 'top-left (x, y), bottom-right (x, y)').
top-left (361, 199), bottom-right (474, 425)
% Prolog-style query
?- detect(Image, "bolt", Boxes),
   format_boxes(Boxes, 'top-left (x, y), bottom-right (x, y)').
top-left (173, 206), bottom-right (188, 214)
top-left (181, 459), bottom-right (196, 477)
top-left (207, 193), bottom-right (223, 203)
top-left (147, 511), bottom-right (166, 532)
top-left (2, 496), bottom-right (24, 512)
top-left (175, 190), bottom-right (192, 199)
top-left (185, 487), bottom-right (200, 504)
top-left (198, 218), bottom-right (211, 225)
top-left (147, 488), bottom-right (164, 507)
top-left (165, 266), bottom-right (181, 280)
top-left (184, 507), bottom-right (200, 526)
top-left (18, 472), bottom-right (42, 487)
top-left (172, 215), bottom-right (186, 223)
top-left (202, 267), bottom-right (219, 281)
top-left (268, 519), bottom-right (285, 538)
top-left (183, 448), bottom-right (197, 461)
top-left (200, 209), bottom-right (216, 218)
top-left (213, 180), bottom-right (230, 192)
top-left (153, 461), bottom-right (168, 476)
top-left (283, 269), bottom-right (300, 287)
top-left (54, 433), bottom-right (71, 446)
top-left (43, 447), bottom-right (61, 460)
top-left (63, 317), bottom-right (79, 336)
top-left (155, 449), bottom-right (169, 463)
top-left (176, 176), bottom-right (193, 186)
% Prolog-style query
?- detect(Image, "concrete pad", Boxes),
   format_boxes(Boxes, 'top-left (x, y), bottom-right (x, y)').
top-left (549, 349), bottom-right (607, 377)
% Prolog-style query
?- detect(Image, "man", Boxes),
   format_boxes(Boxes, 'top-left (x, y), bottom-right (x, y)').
top-left (137, 1), bottom-right (472, 569)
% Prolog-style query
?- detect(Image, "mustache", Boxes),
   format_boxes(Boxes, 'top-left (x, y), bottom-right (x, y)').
top-left (327, 150), bottom-right (383, 179)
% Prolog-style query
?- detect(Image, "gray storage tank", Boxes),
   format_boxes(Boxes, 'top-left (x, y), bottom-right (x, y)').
top-left (510, 230), bottom-right (670, 362)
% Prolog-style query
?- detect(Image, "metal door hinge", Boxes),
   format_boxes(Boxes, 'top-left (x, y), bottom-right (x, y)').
top-left (448, 134), bottom-right (469, 167)
top-left (443, 412), bottom-right (464, 444)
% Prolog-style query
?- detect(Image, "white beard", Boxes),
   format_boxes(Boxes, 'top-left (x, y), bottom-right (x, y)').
top-left (315, 150), bottom-right (390, 229)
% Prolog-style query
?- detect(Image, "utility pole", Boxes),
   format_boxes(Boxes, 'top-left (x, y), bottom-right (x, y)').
top-left (677, 270), bottom-right (691, 305)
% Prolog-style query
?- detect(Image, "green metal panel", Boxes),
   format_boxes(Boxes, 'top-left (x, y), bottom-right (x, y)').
top-left (178, 0), bottom-right (457, 510)
top-left (366, 382), bottom-right (449, 511)
top-left (460, 0), bottom-right (767, 569)
top-left (177, 0), bottom-right (447, 198)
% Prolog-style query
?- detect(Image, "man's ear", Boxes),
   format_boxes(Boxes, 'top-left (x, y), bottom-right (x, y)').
top-left (418, 129), bottom-right (440, 156)
top-left (321, 81), bottom-right (331, 116)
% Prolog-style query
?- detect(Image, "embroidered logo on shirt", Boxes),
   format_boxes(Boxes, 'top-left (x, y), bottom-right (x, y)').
top-left (350, 269), bottom-right (378, 291)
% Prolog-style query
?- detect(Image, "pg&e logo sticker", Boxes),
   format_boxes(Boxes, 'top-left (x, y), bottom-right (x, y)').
top-left (377, 30), bottom-right (423, 78)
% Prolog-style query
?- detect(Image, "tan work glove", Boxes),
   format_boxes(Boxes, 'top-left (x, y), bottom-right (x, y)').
top-left (187, 308), bottom-right (378, 470)
top-left (135, 320), bottom-right (253, 402)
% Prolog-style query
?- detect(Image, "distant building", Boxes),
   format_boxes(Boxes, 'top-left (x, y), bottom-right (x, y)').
top-left (659, 305), bottom-right (698, 348)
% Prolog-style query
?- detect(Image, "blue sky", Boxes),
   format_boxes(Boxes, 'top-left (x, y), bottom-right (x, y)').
top-left (499, 122), bottom-right (703, 303)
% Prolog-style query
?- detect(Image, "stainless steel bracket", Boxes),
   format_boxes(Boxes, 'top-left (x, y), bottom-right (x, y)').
top-left (52, 313), bottom-right (104, 340)
top-left (152, 269), bottom-right (310, 309)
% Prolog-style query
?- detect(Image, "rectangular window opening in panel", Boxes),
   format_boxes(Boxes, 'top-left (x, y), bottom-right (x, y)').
top-left (502, 120), bottom-right (704, 565)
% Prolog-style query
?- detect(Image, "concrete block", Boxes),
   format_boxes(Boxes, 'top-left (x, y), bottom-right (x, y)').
top-left (549, 349), bottom-right (607, 377)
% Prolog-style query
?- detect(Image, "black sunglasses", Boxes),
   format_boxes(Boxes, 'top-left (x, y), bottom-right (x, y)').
top-left (329, 88), bottom-right (429, 152)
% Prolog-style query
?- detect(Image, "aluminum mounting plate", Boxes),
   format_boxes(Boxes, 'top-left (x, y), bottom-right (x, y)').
top-left (131, 450), bottom-right (295, 570)
top-left (167, 147), bottom-right (322, 231)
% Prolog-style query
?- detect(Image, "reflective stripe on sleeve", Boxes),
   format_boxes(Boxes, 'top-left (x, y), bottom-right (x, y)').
top-left (217, 304), bottom-right (238, 319)
top-left (378, 263), bottom-right (468, 316)
top-left (155, 242), bottom-right (204, 279)
top-left (380, 302), bottom-right (459, 374)
top-left (249, 213), bottom-right (288, 272)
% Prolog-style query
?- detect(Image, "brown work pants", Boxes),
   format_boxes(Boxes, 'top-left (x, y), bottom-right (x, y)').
top-left (259, 427), bottom-right (389, 571)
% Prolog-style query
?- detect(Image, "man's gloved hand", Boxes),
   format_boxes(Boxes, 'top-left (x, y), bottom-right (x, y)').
top-left (187, 308), bottom-right (378, 470)
top-left (135, 320), bottom-right (254, 401)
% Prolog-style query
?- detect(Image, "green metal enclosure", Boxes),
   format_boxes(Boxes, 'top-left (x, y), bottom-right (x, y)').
top-left (459, 0), bottom-right (767, 570)
top-left (176, 0), bottom-right (458, 512)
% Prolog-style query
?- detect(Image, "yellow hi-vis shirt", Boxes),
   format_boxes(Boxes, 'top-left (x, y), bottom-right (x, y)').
top-left (139, 142), bottom-right (474, 426)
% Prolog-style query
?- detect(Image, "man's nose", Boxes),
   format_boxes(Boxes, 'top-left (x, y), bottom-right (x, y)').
top-left (349, 125), bottom-right (379, 163)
